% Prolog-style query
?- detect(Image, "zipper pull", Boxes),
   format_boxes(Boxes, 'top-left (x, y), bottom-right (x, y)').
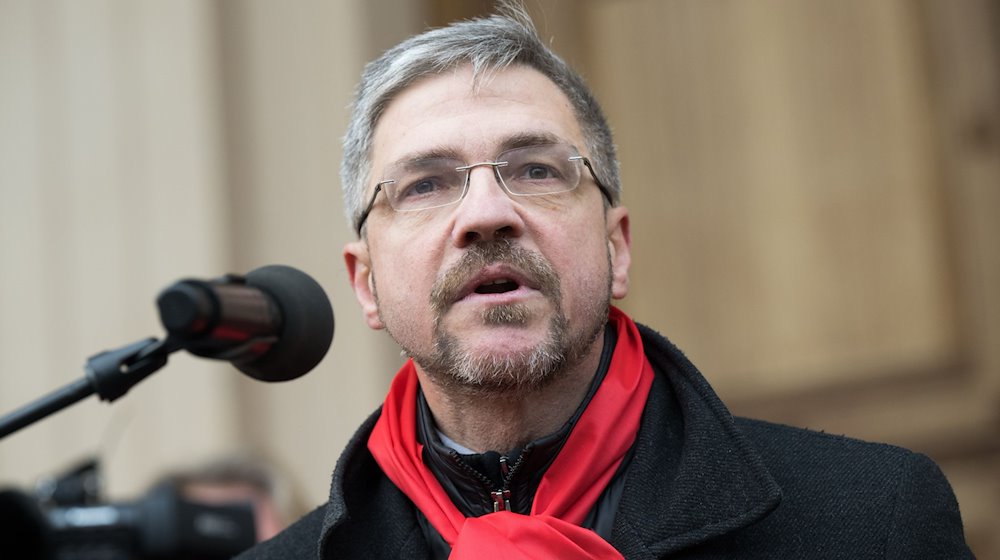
top-left (491, 489), bottom-right (512, 512)
top-left (492, 456), bottom-right (512, 512)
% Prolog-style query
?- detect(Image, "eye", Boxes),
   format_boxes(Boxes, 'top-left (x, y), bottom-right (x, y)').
top-left (524, 164), bottom-right (558, 180)
top-left (408, 178), bottom-right (439, 196)
top-left (512, 162), bottom-right (564, 183)
top-left (390, 174), bottom-right (461, 209)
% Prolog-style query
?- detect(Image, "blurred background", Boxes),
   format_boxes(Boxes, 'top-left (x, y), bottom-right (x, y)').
top-left (0, 0), bottom-right (997, 556)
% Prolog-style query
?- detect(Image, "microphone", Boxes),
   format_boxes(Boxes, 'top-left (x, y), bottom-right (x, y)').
top-left (155, 265), bottom-right (334, 382)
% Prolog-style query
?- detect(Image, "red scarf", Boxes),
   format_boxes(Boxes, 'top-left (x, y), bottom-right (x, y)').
top-left (368, 307), bottom-right (654, 559)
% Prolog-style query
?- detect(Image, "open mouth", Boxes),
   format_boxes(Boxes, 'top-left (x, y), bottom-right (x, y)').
top-left (474, 278), bottom-right (520, 295)
top-left (441, 264), bottom-right (541, 310)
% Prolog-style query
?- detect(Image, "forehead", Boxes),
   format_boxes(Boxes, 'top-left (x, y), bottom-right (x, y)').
top-left (371, 65), bottom-right (585, 171)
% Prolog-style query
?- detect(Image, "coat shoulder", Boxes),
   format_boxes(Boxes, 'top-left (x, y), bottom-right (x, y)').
top-left (735, 416), bottom-right (916, 462)
top-left (732, 417), bottom-right (972, 558)
top-left (733, 416), bottom-right (945, 509)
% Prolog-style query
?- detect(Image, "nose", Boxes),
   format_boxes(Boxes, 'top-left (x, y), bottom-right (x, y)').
top-left (450, 164), bottom-right (525, 247)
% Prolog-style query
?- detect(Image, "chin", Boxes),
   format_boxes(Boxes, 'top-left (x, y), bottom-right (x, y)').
top-left (437, 348), bottom-right (567, 393)
top-left (421, 314), bottom-right (570, 392)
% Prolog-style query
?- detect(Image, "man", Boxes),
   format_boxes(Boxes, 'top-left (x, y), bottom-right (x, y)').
top-left (239, 3), bottom-right (972, 558)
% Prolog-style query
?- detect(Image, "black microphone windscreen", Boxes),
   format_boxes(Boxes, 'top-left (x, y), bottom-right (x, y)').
top-left (235, 265), bottom-right (334, 382)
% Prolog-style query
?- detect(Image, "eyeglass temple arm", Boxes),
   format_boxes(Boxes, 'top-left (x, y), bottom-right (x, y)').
top-left (580, 157), bottom-right (616, 207)
top-left (355, 183), bottom-right (384, 235)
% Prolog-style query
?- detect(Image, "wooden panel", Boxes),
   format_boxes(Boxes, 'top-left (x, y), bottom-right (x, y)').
top-left (427, 0), bottom-right (494, 24)
top-left (529, 0), bottom-right (999, 554)
top-left (581, 0), bottom-right (961, 399)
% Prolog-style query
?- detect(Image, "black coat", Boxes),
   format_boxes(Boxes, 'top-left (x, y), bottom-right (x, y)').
top-left (238, 324), bottom-right (972, 559)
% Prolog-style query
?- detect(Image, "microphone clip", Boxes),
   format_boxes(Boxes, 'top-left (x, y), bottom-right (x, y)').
top-left (84, 337), bottom-right (180, 402)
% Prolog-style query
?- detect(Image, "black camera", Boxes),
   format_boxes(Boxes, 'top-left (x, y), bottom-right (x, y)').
top-left (0, 460), bottom-right (256, 560)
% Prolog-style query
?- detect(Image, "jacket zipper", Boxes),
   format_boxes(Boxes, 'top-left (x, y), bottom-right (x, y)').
top-left (491, 456), bottom-right (512, 511)
top-left (491, 452), bottom-right (527, 512)
top-left (448, 449), bottom-right (529, 513)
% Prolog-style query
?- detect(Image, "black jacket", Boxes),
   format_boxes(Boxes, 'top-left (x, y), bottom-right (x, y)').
top-left (237, 324), bottom-right (972, 559)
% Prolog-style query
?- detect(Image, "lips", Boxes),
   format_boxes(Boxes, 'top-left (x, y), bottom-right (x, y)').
top-left (455, 265), bottom-right (537, 303)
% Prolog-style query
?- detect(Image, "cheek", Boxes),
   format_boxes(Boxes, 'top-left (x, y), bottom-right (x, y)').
top-left (369, 240), bottom-right (440, 335)
top-left (548, 221), bottom-right (614, 307)
top-left (563, 250), bottom-right (612, 300)
top-left (374, 251), bottom-right (430, 306)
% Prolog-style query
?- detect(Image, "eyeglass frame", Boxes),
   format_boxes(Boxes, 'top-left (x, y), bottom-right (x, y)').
top-left (354, 148), bottom-right (615, 235)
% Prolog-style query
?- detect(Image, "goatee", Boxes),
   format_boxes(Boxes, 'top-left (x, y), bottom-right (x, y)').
top-left (426, 239), bottom-right (599, 392)
top-left (375, 239), bottom-right (610, 394)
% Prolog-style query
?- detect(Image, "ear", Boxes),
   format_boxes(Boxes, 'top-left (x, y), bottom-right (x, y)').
top-left (343, 240), bottom-right (384, 330)
top-left (606, 206), bottom-right (632, 300)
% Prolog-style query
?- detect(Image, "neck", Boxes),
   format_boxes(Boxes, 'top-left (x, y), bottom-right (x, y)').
top-left (416, 328), bottom-right (607, 453)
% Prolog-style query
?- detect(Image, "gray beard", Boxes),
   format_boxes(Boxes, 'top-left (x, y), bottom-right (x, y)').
top-left (423, 303), bottom-right (574, 392)
top-left (376, 239), bottom-right (611, 394)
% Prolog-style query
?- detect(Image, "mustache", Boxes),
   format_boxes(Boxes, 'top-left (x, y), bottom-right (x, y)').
top-left (430, 239), bottom-right (561, 315)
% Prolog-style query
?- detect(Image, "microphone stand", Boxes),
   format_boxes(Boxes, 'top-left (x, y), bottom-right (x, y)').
top-left (0, 337), bottom-right (182, 440)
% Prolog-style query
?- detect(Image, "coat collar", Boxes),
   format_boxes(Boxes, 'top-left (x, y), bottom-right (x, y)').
top-left (317, 322), bottom-right (781, 558)
top-left (611, 324), bottom-right (781, 557)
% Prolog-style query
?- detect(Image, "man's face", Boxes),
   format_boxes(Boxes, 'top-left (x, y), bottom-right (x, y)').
top-left (345, 65), bottom-right (631, 391)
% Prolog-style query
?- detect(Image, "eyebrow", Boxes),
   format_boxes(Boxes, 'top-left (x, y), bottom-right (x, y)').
top-left (498, 131), bottom-right (565, 151)
top-left (385, 131), bottom-right (570, 171)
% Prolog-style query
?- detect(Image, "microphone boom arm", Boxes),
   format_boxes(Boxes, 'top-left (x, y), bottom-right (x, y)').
top-left (0, 264), bottom-right (333, 440)
top-left (0, 337), bottom-right (181, 440)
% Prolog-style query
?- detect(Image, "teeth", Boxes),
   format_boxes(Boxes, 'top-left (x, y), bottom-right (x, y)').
top-left (482, 278), bottom-right (511, 285)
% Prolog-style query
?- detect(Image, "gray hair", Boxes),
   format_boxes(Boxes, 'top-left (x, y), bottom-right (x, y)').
top-left (341, 1), bottom-right (620, 234)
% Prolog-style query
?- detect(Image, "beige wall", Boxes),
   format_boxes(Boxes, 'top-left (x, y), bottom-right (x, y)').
top-left (0, 0), bottom-right (239, 499)
top-left (0, 0), bottom-right (420, 506)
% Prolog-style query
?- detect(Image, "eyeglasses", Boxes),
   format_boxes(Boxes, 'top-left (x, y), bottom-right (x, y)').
top-left (355, 143), bottom-right (614, 234)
